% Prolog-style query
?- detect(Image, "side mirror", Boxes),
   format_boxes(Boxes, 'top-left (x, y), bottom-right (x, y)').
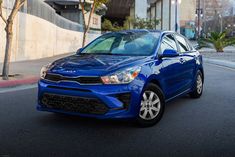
top-left (76, 47), bottom-right (84, 54)
top-left (160, 49), bottom-right (179, 58)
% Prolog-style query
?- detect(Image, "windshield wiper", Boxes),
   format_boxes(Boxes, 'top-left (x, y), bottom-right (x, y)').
top-left (79, 53), bottom-right (113, 55)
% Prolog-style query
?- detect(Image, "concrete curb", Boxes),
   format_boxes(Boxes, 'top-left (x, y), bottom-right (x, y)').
top-left (199, 50), bottom-right (235, 53)
top-left (0, 76), bottom-right (39, 88)
top-left (204, 58), bottom-right (235, 69)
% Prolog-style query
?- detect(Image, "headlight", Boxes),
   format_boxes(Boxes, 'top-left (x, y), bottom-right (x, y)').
top-left (101, 66), bottom-right (141, 84)
top-left (40, 64), bottom-right (51, 79)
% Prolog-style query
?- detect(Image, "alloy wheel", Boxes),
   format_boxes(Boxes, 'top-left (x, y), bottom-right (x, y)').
top-left (139, 91), bottom-right (161, 120)
top-left (197, 74), bottom-right (203, 94)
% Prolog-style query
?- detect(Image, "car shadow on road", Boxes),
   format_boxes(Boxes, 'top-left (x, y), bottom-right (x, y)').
top-left (37, 112), bottom-right (137, 128)
top-left (165, 95), bottom-right (195, 111)
top-left (36, 95), bottom-right (196, 129)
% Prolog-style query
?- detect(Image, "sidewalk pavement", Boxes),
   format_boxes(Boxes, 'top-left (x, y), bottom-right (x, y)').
top-left (200, 50), bottom-right (235, 62)
top-left (189, 40), bottom-right (235, 68)
top-left (203, 58), bottom-right (235, 69)
top-left (0, 53), bottom-right (73, 88)
top-left (198, 46), bottom-right (235, 69)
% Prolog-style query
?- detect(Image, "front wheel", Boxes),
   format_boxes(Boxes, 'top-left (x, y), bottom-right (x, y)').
top-left (190, 71), bottom-right (203, 98)
top-left (137, 84), bottom-right (165, 127)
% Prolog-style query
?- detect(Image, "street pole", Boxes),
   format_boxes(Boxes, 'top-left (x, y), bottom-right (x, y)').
top-left (220, 15), bottom-right (223, 33)
top-left (175, 0), bottom-right (178, 32)
top-left (197, 0), bottom-right (200, 39)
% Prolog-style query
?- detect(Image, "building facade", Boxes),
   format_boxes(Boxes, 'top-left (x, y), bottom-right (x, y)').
top-left (196, 0), bottom-right (235, 35)
top-left (104, 0), bottom-right (196, 38)
top-left (147, 0), bottom-right (178, 31)
top-left (45, 0), bottom-right (104, 31)
top-left (200, 0), bottom-right (223, 21)
top-left (179, 0), bottom-right (196, 39)
top-left (231, 0), bottom-right (235, 15)
top-left (105, 0), bottom-right (180, 31)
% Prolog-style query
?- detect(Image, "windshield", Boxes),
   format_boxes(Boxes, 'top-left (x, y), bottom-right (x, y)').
top-left (80, 31), bottom-right (160, 56)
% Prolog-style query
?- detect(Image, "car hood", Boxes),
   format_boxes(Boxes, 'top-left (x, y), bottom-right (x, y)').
top-left (49, 54), bottom-right (149, 76)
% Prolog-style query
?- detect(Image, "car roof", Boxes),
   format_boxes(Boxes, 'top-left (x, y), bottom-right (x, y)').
top-left (113, 29), bottom-right (176, 35)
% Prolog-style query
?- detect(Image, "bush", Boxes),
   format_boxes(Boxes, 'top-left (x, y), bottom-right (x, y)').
top-left (199, 32), bottom-right (235, 52)
top-left (101, 17), bottom-right (160, 32)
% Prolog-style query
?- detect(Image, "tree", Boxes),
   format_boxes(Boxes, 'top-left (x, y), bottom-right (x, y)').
top-left (101, 18), bottom-right (114, 32)
top-left (199, 31), bottom-right (235, 52)
top-left (129, 17), bottom-right (160, 29)
top-left (0, 0), bottom-right (26, 80)
top-left (102, 18), bottom-right (129, 32)
top-left (123, 16), bottom-right (132, 30)
top-left (79, 0), bottom-right (108, 47)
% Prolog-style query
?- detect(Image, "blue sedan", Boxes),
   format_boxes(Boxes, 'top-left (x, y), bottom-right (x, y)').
top-left (38, 30), bottom-right (204, 127)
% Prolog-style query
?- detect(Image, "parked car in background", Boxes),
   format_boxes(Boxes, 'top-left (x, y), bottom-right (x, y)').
top-left (38, 30), bottom-right (204, 127)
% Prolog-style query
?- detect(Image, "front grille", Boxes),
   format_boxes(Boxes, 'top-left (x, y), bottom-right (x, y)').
top-left (47, 85), bottom-right (91, 92)
top-left (45, 73), bottom-right (103, 84)
top-left (41, 93), bottom-right (109, 115)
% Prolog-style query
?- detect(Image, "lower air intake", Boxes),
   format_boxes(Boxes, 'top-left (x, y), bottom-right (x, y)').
top-left (41, 93), bottom-right (109, 115)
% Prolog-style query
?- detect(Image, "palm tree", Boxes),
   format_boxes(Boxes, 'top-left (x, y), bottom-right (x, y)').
top-left (199, 32), bottom-right (235, 52)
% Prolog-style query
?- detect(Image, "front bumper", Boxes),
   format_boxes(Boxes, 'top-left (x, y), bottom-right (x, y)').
top-left (37, 78), bottom-right (145, 119)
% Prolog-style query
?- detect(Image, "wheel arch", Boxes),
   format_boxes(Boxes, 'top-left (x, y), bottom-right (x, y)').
top-left (143, 75), bottom-right (165, 96)
top-left (148, 79), bottom-right (162, 90)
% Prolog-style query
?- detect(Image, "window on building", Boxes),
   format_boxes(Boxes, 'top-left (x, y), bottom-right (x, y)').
top-left (93, 17), bottom-right (98, 25)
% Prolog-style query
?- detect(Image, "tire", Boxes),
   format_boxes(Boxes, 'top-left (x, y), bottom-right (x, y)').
top-left (190, 70), bottom-right (203, 98)
top-left (136, 83), bottom-right (165, 127)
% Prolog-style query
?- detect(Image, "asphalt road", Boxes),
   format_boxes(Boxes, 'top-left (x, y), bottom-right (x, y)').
top-left (0, 63), bottom-right (235, 157)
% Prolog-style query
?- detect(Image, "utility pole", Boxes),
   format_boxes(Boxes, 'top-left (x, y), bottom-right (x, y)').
top-left (219, 14), bottom-right (223, 33)
top-left (175, 0), bottom-right (178, 32)
top-left (196, 0), bottom-right (203, 39)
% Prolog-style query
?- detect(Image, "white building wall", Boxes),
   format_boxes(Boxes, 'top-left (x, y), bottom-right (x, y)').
top-left (150, 6), bottom-right (155, 20)
top-left (135, 0), bottom-right (148, 18)
top-left (233, 0), bottom-right (235, 15)
top-left (0, 10), bottom-right (99, 63)
top-left (156, 1), bottom-right (162, 30)
top-left (169, 0), bottom-right (180, 32)
top-left (171, 1), bottom-right (176, 30)
top-left (151, 0), bottom-right (178, 31)
top-left (84, 13), bottom-right (102, 30)
top-left (162, 0), bottom-right (170, 30)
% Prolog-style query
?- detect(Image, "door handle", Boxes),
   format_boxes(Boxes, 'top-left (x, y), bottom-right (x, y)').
top-left (179, 58), bottom-right (186, 64)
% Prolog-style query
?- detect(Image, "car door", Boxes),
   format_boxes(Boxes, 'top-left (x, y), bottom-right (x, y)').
top-left (158, 34), bottom-right (185, 99)
top-left (174, 34), bottom-right (196, 91)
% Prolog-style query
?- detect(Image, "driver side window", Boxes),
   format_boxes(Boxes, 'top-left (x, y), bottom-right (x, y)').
top-left (159, 34), bottom-right (178, 55)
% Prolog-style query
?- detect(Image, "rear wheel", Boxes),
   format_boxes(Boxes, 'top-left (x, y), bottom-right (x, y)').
top-left (190, 71), bottom-right (203, 98)
top-left (137, 83), bottom-right (165, 127)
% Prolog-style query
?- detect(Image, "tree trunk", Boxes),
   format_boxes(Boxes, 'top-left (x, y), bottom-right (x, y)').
top-left (82, 31), bottom-right (86, 47)
top-left (81, 0), bottom-right (96, 47)
top-left (81, 10), bottom-right (86, 47)
top-left (2, 22), bottom-right (13, 80)
top-left (80, 1), bottom-right (87, 47)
